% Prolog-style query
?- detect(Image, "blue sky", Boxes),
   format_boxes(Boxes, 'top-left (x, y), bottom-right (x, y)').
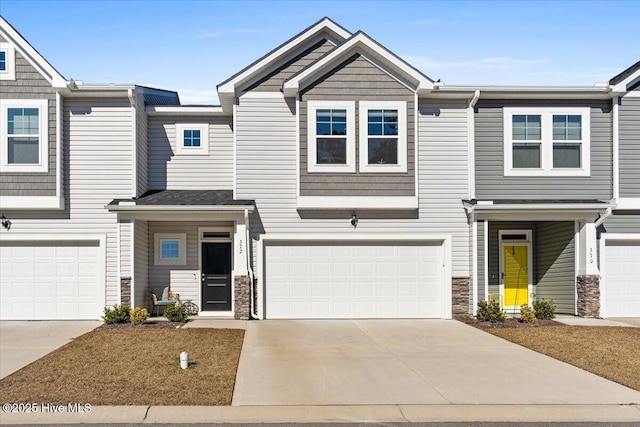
top-left (2, 0), bottom-right (638, 104)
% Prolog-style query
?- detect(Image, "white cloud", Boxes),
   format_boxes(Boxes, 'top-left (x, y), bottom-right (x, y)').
top-left (196, 28), bottom-right (258, 39)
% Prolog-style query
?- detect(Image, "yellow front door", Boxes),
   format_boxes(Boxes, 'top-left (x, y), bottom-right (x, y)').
top-left (503, 245), bottom-right (529, 307)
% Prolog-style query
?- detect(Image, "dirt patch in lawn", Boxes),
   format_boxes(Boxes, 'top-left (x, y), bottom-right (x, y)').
top-left (486, 325), bottom-right (640, 391)
top-left (0, 328), bottom-right (245, 405)
top-left (460, 316), bottom-right (563, 330)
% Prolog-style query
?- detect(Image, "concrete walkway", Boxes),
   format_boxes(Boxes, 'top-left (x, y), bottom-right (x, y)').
top-left (0, 320), bottom-right (101, 379)
top-left (555, 314), bottom-right (640, 327)
top-left (233, 319), bottom-right (640, 406)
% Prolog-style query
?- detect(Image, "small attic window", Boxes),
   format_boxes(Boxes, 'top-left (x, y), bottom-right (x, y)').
top-left (175, 123), bottom-right (208, 156)
top-left (0, 43), bottom-right (15, 80)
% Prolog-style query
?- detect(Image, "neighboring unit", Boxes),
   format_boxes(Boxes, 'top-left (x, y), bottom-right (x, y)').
top-left (0, 16), bottom-right (637, 320)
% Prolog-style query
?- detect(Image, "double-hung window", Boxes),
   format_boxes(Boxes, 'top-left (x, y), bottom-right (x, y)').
top-left (307, 100), bottom-right (355, 172)
top-left (0, 43), bottom-right (15, 80)
top-left (504, 107), bottom-right (590, 176)
top-left (359, 101), bottom-right (407, 173)
top-left (154, 233), bottom-right (187, 265)
top-left (175, 123), bottom-right (209, 155)
top-left (0, 99), bottom-right (49, 172)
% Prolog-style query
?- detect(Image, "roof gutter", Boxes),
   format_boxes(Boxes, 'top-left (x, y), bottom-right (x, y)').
top-left (106, 204), bottom-right (255, 213)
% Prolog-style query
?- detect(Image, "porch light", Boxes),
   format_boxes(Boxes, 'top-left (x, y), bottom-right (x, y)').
top-left (350, 212), bottom-right (358, 228)
top-left (1, 215), bottom-right (10, 230)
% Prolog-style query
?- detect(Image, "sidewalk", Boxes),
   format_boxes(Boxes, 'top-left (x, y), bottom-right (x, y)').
top-left (554, 315), bottom-right (639, 327)
top-left (1, 404), bottom-right (639, 424)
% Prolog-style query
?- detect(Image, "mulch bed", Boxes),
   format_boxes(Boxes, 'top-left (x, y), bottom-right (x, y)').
top-left (93, 319), bottom-right (187, 331)
top-left (0, 327), bottom-right (245, 405)
top-left (459, 315), bottom-right (563, 330)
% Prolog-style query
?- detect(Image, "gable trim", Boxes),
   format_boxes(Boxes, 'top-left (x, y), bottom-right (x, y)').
top-left (0, 17), bottom-right (66, 88)
top-left (217, 17), bottom-right (351, 96)
top-left (283, 31), bottom-right (433, 97)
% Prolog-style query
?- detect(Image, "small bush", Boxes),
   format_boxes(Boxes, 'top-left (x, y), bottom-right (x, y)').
top-left (129, 307), bottom-right (149, 325)
top-left (519, 304), bottom-right (537, 324)
top-left (533, 299), bottom-right (556, 319)
top-left (477, 300), bottom-right (506, 323)
top-left (164, 304), bottom-right (189, 323)
top-left (102, 305), bottom-right (130, 324)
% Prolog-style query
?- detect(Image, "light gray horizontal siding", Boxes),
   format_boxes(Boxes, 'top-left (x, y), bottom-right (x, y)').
top-left (535, 221), bottom-right (575, 314)
top-left (300, 54), bottom-right (415, 197)
top-left (619, 97), bottom-right (640, 198)
top-left (602, 211), bottom-right (640, 234)
top-left (236, 95), bottom-right (470, 277)
top-left (147, 116), bottom-right (233, 190)
top-left (0, 40), bottom-right (56, 196)
top-left (147, 221), bottom-right (234, 311)
top-left (245, 37), bottom-right (335, 92)
top-left (475, 100), bottom-right (613, 199)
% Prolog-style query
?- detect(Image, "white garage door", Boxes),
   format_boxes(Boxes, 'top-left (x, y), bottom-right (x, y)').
top-left (265, 241), bottom-right (444, 319)
top-left (0, 241), bottom-right (102, 320)
top-left (604, 240), bottom-right (640, 317)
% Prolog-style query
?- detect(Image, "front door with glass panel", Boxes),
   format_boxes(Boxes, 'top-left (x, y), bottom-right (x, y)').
top-left (201, 242), bottom-right (232, 311)
top-left (501, 244), bottom-right (530, 312)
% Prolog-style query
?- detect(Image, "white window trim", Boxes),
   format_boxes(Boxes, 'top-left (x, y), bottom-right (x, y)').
top-left (307, 100), bottom-right (356, 173)
top-left (175, 123), bottom-right (209, 156)
top-left (154, 233), bottom-right (187, 266)
top-left (504, 107), bottom-right (590, 177)
top-left (0, 99), bottom-right (49, 173)
top-left (359, 100), bottom-right (407, 173)
top-left (0, 43), bottom-right (16, 80)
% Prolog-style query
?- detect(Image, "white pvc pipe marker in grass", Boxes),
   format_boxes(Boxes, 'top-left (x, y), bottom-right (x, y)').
top-left (180, 351), bottom-right (189, 369)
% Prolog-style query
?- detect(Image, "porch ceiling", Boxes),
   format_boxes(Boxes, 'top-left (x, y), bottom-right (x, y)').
top-left (463, 199), bottom-right (614, 221)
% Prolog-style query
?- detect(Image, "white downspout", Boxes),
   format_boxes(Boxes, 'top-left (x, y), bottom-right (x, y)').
top-left (594, 207), bottom-right (612, 229)
top-left (245, 209), bottom-right (258, 319)
top-left (612, 97), bottom-right (619, 201)
top-left (468, 90), bottom-right (480, 200)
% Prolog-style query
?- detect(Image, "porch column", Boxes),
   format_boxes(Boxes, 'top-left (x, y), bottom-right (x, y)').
top-left (577, 220), bottom-right (600, 317)
top-left (233, 218), bottom-right (250, 320)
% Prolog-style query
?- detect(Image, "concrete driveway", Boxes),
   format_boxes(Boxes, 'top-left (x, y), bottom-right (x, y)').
top-left (233, 319), bottom-right (640, 406)
top-left (0, 320), bottom-right (101, 379)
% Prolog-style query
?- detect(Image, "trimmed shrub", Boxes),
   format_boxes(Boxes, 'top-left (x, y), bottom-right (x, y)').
top-left (129, 307), bottom-right (149, 325)
top-left (533, 299), bottom-right (556, 319)
top-left (519, 304), bottom-right (536, 324)
top-left (164, 304), bottom-right (189, 323)
top-left (102, 305), bottom-right (130, 324)
top-left (477, 300), bottom-right (506, 323)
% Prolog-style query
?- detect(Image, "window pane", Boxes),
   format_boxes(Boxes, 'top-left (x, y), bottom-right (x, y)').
top-left (0, 51), bottom-right (6, 71)
top-left (567, 115), bottom-right (581, 140)
top-left (553, 115), bottom-right (566, 140)
top-left (384, 123), bottom-right (398, 135)
top-left (512, 115), bottom-right (540, 140)
top-left (8, 108), bottom-right (39, 135)
top-left (368, 123), bottom-right (383, 136)
top-left (553, 143), bottom-right (581, 168)
top-left (317, 138), bottom-right (346, 164)
top-left (368, 110), bottom-right (383, 123)
top-left (513, 143), bottom-right (541, 168)
top-left (161, 240), bottom-right (180, 259)
top-left (553, 115), bottom-right (582, 141)
top-left (316, 109), bottom-right (347, 136)
top-left (368, 138), bottom-right (398, 165)
top-left (8, 137), bottom-right (39, 164)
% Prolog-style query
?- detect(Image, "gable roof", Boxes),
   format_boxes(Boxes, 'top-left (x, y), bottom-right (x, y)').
top-left (0, 16), bottom-right (67, 88)
top-left (283, 31), bottom-right (434, 97)
top-left (610, 60), bottom-right (640, 92)
top-left (216, 17), bottom-right (351, 110)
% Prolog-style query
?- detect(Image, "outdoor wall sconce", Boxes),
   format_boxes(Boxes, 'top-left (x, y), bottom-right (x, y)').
top-left (1, 215), bottom-right (11, 230)
top-left (350, 212), bottom-right (358, 228)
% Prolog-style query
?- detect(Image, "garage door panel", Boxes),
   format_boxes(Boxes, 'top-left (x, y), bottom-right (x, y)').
top-left (604, 239), bottom-right (640, 317)
top-left (265, 241), bottom-right (444, 319)
top-left (0, 241), bottom-right (101, 320)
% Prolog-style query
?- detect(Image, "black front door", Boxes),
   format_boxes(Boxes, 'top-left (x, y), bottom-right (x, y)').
top-left (201, 242), bottom-right (232, 311)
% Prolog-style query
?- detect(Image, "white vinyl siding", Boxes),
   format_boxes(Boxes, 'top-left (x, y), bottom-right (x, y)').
top-left (135, 93), bottom-right (148, 197)
top-left (119, 220), bottom-right (132, 278)
top-left (235, 95), bottom-right (470, 294)
top-left (133, 220), bottom-right (149, 309)
top-left (0, 97), bottom-right (138, 310)
top-left (147, 117), bottom-right (233, 190)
